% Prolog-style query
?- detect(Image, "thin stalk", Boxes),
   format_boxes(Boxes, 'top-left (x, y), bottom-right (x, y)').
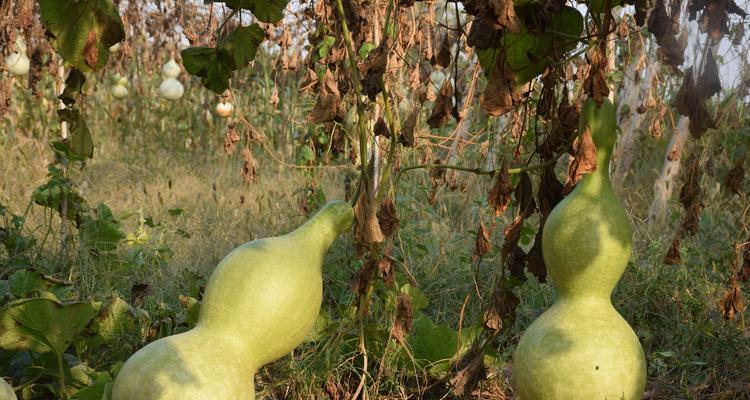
top-left (393, 158), bottom-right (558, 188)
top-left (57, 352), bottom-right (67, 400)
top-left (334, 0), bottom-right (369, 202)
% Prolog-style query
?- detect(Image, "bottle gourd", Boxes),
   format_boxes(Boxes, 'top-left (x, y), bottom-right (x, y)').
top-left (112, 201), bottom-right (354, 400)
top-left (512, 99), bottom-right (646, 399)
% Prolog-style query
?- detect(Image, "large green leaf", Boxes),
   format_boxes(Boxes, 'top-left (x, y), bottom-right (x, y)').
top-left (90, 296), bottom-right (134, 344)
top-left (0, 297), bottom-right (95, 355)
top-left (207, 0), bottom-right (290, 23)
top-left (31, 167), bottom-right (87, 223)
top-left (38, 0), bottom-right (125, 72)
top-left (8, 270), bottom-right (46, 298)
top-left (57, 108), bottom-right (94, 160)
top-left (182, 24), bottom-right (265, 93)
top-left (81, 203), bottom-right (125, 252)
top-left (407, 314), bottom-right (458, 371)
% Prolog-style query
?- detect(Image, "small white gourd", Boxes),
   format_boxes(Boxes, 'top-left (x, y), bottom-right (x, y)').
top-left (159, 78), bottom-right (184, 101)
top-left (161, 58), bottom-right (181, 79)
top-left (216, 101), bottom-right (234, 118)
top-left (111, 75), bottom-right (129, 99)
top-left (6, 38), bottom-right (30, 76)
top-left (0, 377), bottom-right (16, 400)
top-left (109, 42), bottom-right (121, 53)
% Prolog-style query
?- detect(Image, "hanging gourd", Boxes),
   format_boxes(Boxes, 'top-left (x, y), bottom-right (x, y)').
top-left (161, 58), bottom-right (181, 79)
top-left (0, 377), bottom-right (15, 400)
top-left (215, 101), bottom-right (234, 118)
top-left (6, 37), bottom-right (30, 76)
top-left (159, 77), bottom-right (184, 100)
top-left (109, 42), bottom-right (121, 53)
top-left (111, 75), bottom-right (129, 99)
top-left (112, 201), bottom-right (354, 400)
top-left (512, 98), bottom-right (647, 400)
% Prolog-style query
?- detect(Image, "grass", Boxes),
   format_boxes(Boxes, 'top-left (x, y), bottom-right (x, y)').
top-left (1, 64), bottom-right (749, 399)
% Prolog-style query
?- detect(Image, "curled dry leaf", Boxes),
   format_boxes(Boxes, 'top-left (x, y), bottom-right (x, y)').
top-left (739, 237), bottom-right (750, 282)
top-left (377, 197), bottom-right (400, 238)
top-left (307, 69), bottom-right (342, 123)
top-left (538, 166), bottom-right (564, 218)
top-left (353, 186), bottom-right (385, 248)
top-left (723, 155), bottom-right (745, 195)
top-left (526, 229), bottom-right (547, 282)
top-left (515, 171), bottom-right (536, 218)
top-left (400, 108), bottom-right (419, 147)
top-left (378, 256), bottom-right (395, 287)
top-left (435, 32), bottom-right (452, 68)
top-left (583, 41), bottom-right (610, 104)
top-left (719, 277), bottom-right (745, 320)
top-left (450, 346), bottom-right (487, 397)
top-left (241, 147), bottom-right (258, 183)
top-left (474, 222), bottom-right (492, 260)
top-left (361, 41), bottom-right (389, 100)
top-left (374, 117), bottom-right (391, 138)
top-left (391, 292), bottom-right (414, 341)
top-left (664, 231), bottom-right (683, 265)
top-left (564, 126), bottom-right (598, 194)
top-left (483, 277), bottom-right (520, 333)
top-left (481, 50), bottom-right (523, 116)
top-left (84, 30), bottom-right (99, 69)
top-left (223, 125), bottom-right (241, 154)
top-left (427, 78), bottom-right (453, 129)
top-left (488, 164), bottom-right (513, 216)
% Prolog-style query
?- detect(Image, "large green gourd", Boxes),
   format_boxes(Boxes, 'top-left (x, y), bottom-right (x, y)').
top-left (512, 99), bottom-right (647, 399)
top-left (112, 201), bottom-right (354, 400)
top-left (0, 378), bottom-right (15, 400)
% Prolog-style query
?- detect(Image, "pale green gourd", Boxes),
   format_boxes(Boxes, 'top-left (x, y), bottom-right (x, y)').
top-left (0, 378), bottom-right (15, 400)
top-left (512, 99), bottom-right (647, 399)
top-left (112, 201), bottom-right (354, 400)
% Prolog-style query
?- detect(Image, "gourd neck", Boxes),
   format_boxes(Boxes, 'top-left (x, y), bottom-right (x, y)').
top-left (576, 98), bottom-right (617, 193)
top-left (286, 200), bottom-right (354, 256)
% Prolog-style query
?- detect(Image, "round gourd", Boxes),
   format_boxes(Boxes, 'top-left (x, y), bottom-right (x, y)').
top-left (111, 84), bottom-right (128, 99)
top-left (6, 51), bottom-right (29, 76)
top-left (112, 201), bottom-right (354, 400)
top-left (215, 101), bottom-right (234, 118)
top-left (161, 58), bottom-right (181, 79)
top-left (159, 78), bottom-right (184, 101)
top-left (0, 378), bottom-right (15, 400)
top-left (512, 98), bottom-right (647, 400)
top-left (109, 42), bottom-right (121, 53)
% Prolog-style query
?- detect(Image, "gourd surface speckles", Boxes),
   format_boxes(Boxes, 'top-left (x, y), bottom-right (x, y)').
top-left (512, 99), bottom-right (646, 400)
top-left (112, 201), bottom-right (354, 400)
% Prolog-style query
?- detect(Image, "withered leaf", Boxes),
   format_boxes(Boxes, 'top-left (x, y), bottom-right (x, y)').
top-left (399, 108), bottom-right (418, 147)
top-left (307, 69), bottom-right (343, 123)
top-left (515, 171), bottom-right (536, 218)
top-left (679, 154), bottom-right (701, 209)
top-left (374, 117), bottom-right (391, 138)
top-left (353, 186), bottom-right (385, 249)
top-left (564, 126), bottom-right (598, 194)
top-left (583, 44), bottom-right (610, 104)
top-left (507, 243), bottom-right (527, 281)
top-left (325, 376), bottom-right (340, 400)
top-left (450, 346), bottom-right (487, 397)
top-left (526, 228), bottom-right (547, 283)
top-left (474, 222), bottom-right (492, 260)
top-left (361, 42), bottom-right (389, 100)
top-left (481, 50), bottom-right (522, 116)
top-left (719, 277), bottom-right (745, 320)
top-left (435, 33), bottom-right (452, 68)
top-left (467, 14), bottom-right (503, 49)
top-left (377, 197), bottom-right (400, 238)
top-left (501, 216), bottom-right (524, 260)
top-left (664, 232), bottom-right (683, 265)
top-left (739, 237), bottom-right (750, 282)
top-left (488, 164), bottom-right (513, 216)
top-left (538, 166), bottom-right (564, 218)
top-left (378, 257), bottom-right (395, 287)
top-left (427, 78), bottom-right (453, 129)
top-left (392, 292), bottom-right (414, 341)
top-left (241, 147), bottom-right (258, 183)
top-left (483, 277), bottom-right (520, 332)
top-left (723, 156), bottom-right (745, 195)
top-left (84, 31), bottom-right (99, 69)
top-left (224, 125), bottom-right (241, 154)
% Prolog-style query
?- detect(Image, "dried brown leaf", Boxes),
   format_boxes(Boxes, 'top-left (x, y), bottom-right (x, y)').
top-left (377, 197), bottom-right (400, 238)
top-left (664, 232), bottom-right (683, 265)
top-left (488, 165), bottom-right (513, 216)
top-left (392, 292), bottom-right (414, 341)
top-left (84, 30), bottom-right (99, 69)
top-left (474, 222), bottom-right (492, 260)
top-left (224, 125), bottom-right (241, 154)
top-left (427, 78), bottom-right (453, 129)
top-left (724, 156), bottom-right (745, 195)
top-left (564, 126), bottom-right (598, 193)
top-left (241, 147), bottom-right (257, 183)
top-left (400, 108), bottom-right (418, 147)
top-left (307, 69), bottom-right (342, 123)
top-left (719, 277), bottom-right (745, 320)
top-left (450, 347), bottom-right (487, 397)
top-left (353, 187), bottom-right (385, 248)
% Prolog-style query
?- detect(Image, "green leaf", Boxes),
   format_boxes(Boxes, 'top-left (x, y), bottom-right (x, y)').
top-left (181, 24), bottom-right (264, 94)
top-left (0, 297), bottom-right (96, 355)
top-left (55, 108), bottom-right (94, 160)
top-left (319, 36), bottom-right (336, 58)
top-left (32, 166), bottom-right (87, 222)
top-left (167, 208), bottom-right (185, 216)
top-left (298, 145), bottom-right (315, 163)
top-left (549, 6), bottom-right (584, 52)
top-left (38, 0), bottom-right (125, 72)
top-left (178, 295), bottom-right (200, 326)
top-left (9, 269), bottom-right (46, 298)
top-left (70, 371), bottom-right (113, 400)
top-left (407, 314), bottom-right (458, 370)
top-left (208, 0), bottom-right (290, 23)
top-left (58, 69), bottom-right (87, 106)
top-left (81, 203), bottom-right (125, 252)
top-left (91, 296), bottom-right (134, 344)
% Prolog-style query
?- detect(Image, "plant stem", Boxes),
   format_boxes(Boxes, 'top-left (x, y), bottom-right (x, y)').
top-left (334, 0), bottom-right (369, 201)
top-left (57, 352), bottom-right (68, 400)
top-left (393, 158), bottom-right (558, 187)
